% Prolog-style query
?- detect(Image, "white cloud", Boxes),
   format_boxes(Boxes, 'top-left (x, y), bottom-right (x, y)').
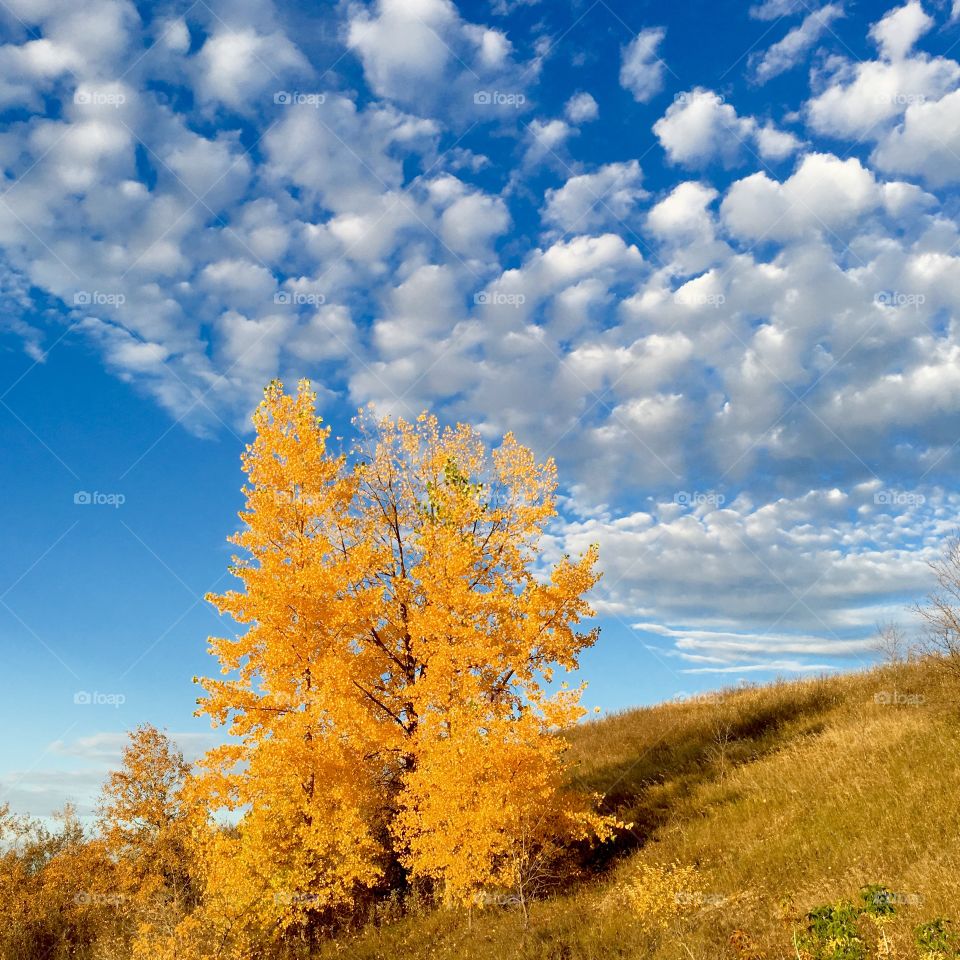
top-left (194, 27), bottom-right (310, 110)
top-left (721, 152), bottom-right (880, 240)
top-left (347, 0), bottom-right (532, 120)
top-left (619, 27), bottom-right (667, 103)
top-left (4, 0), bottom-right (960, 696)
top-left (870, 0), bottom-right (932, 61)
top-left (749, 0), bottom-right (808, 19)
top-left (542, 160), bottom-right (645, 234)
top-left (654, 88), bottom-right (800, 166)
top-left (752, 4), bottom-right (844, 83)
top-left (551, 483), bottom-right (950, 669)
top-left (564, 91), bottom-right (598, 123)
top-left (872, 90), bottom-right (960, 186)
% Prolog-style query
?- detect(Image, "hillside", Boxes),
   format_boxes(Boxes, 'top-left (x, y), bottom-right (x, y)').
top-left (319, 658), bottom-right (960, 959)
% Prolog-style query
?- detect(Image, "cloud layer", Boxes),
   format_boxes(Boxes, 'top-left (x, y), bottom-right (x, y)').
top-left (2, 0), bottom-right (960, 682)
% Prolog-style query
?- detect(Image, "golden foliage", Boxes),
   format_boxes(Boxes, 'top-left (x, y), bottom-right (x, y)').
top-left (185, 381), bottom-right (613, 948)
top-left (610, 861), bottom-right (705, 934)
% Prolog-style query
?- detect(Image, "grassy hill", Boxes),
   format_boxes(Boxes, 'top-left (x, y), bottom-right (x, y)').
top-left (318, 657), bottom-right (960, 959)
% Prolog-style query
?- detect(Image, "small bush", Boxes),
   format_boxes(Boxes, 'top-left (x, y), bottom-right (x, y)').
top-left (610, 861), bottom-right (704, 934)
top-left (798, 901), bottom-right (867, 960)
top-left (915, 918), bottom-right (959, 959)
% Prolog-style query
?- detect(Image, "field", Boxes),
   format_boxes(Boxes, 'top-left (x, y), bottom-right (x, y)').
top-left (317, 657), bottom-right (960, 960)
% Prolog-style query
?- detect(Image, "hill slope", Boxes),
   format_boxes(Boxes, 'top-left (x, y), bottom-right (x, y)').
top-left (319, 658), bottom-right (960, 959)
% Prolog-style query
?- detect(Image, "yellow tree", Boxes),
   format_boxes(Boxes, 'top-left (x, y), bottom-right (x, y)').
top-left (192, 380), bottom-right (613, 946)
top-left (96, 726), bottom-right (198, 956)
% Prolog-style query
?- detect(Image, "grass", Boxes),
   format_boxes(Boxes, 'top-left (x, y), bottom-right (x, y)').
top-left (316, 658), bottom-right (960, 959)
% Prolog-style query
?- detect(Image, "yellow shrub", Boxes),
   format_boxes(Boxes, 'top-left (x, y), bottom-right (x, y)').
top-left (613, 861), bottom-right (705, 934)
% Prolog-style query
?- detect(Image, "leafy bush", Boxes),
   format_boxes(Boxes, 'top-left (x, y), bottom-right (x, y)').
top-left (915, 918), bottom-right (959, 959)
top-left (609, 861), bottom-right (704, 935)
top-left (799, 900), bottom-right (867, 960)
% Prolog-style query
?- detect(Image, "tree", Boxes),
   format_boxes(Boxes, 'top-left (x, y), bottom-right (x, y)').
top-left (97, 725), bottom-right (198, 948)
top-left (917, 535), bottom-right (960, 679)
top-left (191, 380), bottom-right (614, 946)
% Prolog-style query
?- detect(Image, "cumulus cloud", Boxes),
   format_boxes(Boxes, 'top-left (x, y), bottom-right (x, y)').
top-left (721, 152), bottom-right (881, 240)
top-left (541, 160), bottom-right (646, 234)
top-left (619, 27), bottom-right (667, 103)
top-left (752, 4), bottom-right (844, 83)
top-left (347, 0), bottom-right (532, 120)
top-left (4, 0), bottom-right (960, 702)
top-left (564, 91), bottom-right (598, 123)
top-left (194, 27), bottom-right (310, 110)
top-left (654, 88), bottom-right (801, 166)
top-left (551, 483), bottom-right (949, 670)
top-left (749, 0), bottom-right (807, 18)
top-left (870, 0), bottom-right (932, 61)
top-left (802, 2), bottom-right (960, 187)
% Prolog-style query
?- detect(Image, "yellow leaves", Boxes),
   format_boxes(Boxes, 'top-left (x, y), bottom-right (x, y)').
top-left (609, 861), bottom-right (705, 935)
top-left (189, 380), bottom-right (611, 943)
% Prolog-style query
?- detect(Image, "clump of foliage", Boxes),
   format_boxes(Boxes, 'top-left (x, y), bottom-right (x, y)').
top-left (167, 381), bottom-right (617, 956)
top-left (915, 918), bottom-right (960, 959)
top-left (608, 861), bottom-right (704, 935)
top-left (0, 804), bottom-right (117, 960)
top-left (799, 899), bottom-right (867, 960)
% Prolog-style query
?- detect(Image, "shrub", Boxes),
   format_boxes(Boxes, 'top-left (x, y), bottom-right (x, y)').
top-left (798, 901), bottom-right (867, 960)
top-left (612, 861), bottom-right (704, 935)
top-left (915, 918), bottom-right (959, 959)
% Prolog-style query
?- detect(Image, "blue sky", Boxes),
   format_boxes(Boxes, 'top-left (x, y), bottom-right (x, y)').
top-left (2, 0), bottom-right (960, 817)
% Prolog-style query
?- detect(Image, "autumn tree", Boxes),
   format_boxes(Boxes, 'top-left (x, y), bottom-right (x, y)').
top-left (97, 725), bottom-right (199, 952)
top-left (190, 380), bottom-right (614, 949)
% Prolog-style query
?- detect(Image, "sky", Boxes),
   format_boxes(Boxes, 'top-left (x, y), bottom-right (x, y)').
top-left (2, 0), bottom-right (960, 818)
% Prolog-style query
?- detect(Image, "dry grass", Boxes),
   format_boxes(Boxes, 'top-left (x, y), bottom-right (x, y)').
top-left (317, 658), bottom-right (960, 959)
